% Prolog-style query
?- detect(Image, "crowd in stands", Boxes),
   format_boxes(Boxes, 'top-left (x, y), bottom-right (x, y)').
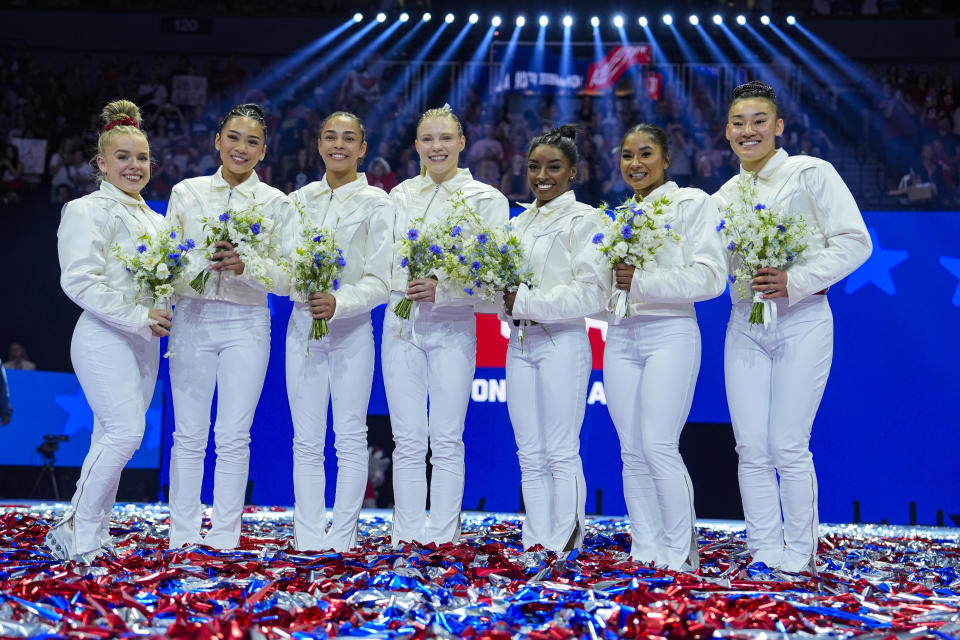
top-left (1, 49), bottom-right (958, 211)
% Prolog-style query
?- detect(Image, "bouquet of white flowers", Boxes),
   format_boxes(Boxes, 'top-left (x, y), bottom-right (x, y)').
top-left (189, 199), bottom-right (274, 294)
top-left (719, 174), bottom-right (809, 326)
top-left (288, 226), bottom-right (346, 343)
top-left (592, 195), bottom-right (680, 318)
top-left (113, 226), bottom-right (194, 355)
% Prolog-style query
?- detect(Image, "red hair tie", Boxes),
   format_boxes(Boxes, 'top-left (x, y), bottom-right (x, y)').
top-left (104, 117), bottom-right (138, 131)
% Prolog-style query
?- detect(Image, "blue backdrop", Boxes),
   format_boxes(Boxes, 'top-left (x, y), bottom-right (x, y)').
top-left (4, 211), bottom-right (958, 526)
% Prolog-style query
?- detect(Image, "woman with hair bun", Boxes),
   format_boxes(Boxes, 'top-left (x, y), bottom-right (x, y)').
top-left (716, 81), bottom-right (871, 573)
top-left (384, 106), bottom-right (509, 546)
top-left (502, 124), bottom-right (606, 552)
top-left (286, 111), bottom-right (392, 552)
top-left (165, 103), bottom-right (293, 550)
top-left (47, 100), bottom-right (169, 560)
top-left (603, 123), bottom-right (726, 571)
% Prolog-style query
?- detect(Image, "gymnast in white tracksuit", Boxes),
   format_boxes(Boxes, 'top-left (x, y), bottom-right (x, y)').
top-left (503, 125), bottom-right (606, 552)
top-left (287, 112), bottom-right (392, 552)
top-left (49, 100), bottom-right (171, 560)
top-left (165, 104), bottom-right (293, 550)
top-left (383, 107), bottom-right (509, 545)
top-left (715, 82), bottom-right (871, 573)
top-left (604, 124), bottom-right (726, 571)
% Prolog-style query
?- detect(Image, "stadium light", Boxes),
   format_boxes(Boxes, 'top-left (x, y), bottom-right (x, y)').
top-left (736, 15), bottom-right (746, 25)
top-left (353, 12), bottom-right (363, 22)
top-left (423, 12), bottom-right (432, 21)
top-left (662, 14), bottom-right (673, 26)
top-left (516, 15), bottom-right (526, 27)
top-left (399, 12), bottom-right (409, 22)
top-left (786, 15), bottom-right (796, 25)
top-left (563, 15), bottom-right (573, 28)
top-left (760, 15), bottom-right (770, 25)
top-left (539, 15), bottom-right (549, 27)
top-left (638, 16), bottom-right (648, 27)
top-left (376, 12), bottom-right (386, 23)
top-left (689, 15), bottom-right (699, 26)
top-left (713, 14), bottom-right (722, 25)
top-left (469, 13), bottom-right (479, 24)
top-left (445, 13), bottom-right (455, 23)
top-left (590, 16), bottom-right (600, 28)
top-left (492, 15), bottom-right (502, 27)
top-left (613, 15), bottom-right (624, 28)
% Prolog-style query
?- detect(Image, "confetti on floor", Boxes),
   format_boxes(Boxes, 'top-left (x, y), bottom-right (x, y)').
top-left (1, 503), bottom-right (959, 638)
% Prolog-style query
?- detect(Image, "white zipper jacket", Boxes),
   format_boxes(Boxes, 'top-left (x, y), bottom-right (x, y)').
top-left (713, 149), bottom-right (872, 304)
top-left (289, 173), bottom-right (392, 320)
top-left (511, 190), bottom-right (607, 324)
top-left (618, 181), bottom-right (727, 318)
top-left (58, 181), bottom-right (166, 341)
top-left (389, 168), bottom-right (510, 307)
top-left (166, 167), bottom-right (294, 305)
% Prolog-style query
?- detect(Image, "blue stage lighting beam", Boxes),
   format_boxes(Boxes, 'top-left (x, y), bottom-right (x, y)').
top-left (312, 18), bottom-right (406, 102)
top-left (641, 23), bottom-right (681, 99)
top-left (694, 24), bottom-right (731, 65)
top-left (793, 22), bottom-right (883, 95)
top-left (667, 23), bottom-right (698, 63)
top-left (494, 24), bottom-right (523, 94)
top-left (716, 21), bottom-right (760, 64)
top-left (420, 21), bottom-right (474, 99)
top-left (378, 16), bottom-right (425, 61)
top-left (531, 22), bottom-right (547, 78)
top-left (376, 21), bottom-right (451, 113)
top-left (616, 24), bottom-right (643, 91)
top-left (559, 23), bottom-right (573, 97)
top-left (248, 18), bottom-right (355, 91)
top-left (292, 19), bottom-right (381, 94)
top-left (453, 23), bottom-right (498, 106)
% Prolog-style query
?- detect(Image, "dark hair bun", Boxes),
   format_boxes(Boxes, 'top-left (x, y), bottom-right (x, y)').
top-left (553, 124), bottom-right (578, 141)
top-left (733, 81), bottom-right (776, 102)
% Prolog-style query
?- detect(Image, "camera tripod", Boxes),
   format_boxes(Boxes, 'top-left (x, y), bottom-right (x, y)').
top-left (30, 452), bottom-right (61, 500)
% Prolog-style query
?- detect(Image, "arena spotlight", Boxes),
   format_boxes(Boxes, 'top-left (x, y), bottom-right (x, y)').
top-left (786, 15), bottom-right (796, 25)
top-left (736, 14), bottom-right (746, 25)
top-left (662, 14), bottom-right (673, 26)
top-left (353, 12), bottom-right (363, 22)
top-left (689, 15), bottom-right (699, 26)
top-left (539, 15), bottom-right (549, 27)
top-left (760, 15), bottom-right (770, 25)
top-left (712, 14), bottom-right (722, 25)
top-left (445, 13), bottom-right (455, 23)
top-left (613, 15), bottom-right (624, 28)
top-left (563, 15), bottom-right (573, 27)
top-left (469, 13), bottom-right (479, 24)
top-left (590, 16), bottom-right (600, 28)
top-left (638, 16), bottom-right (648, 27)
top-left (376, 12), bottom-right (386, 22)
top-left (399, 12), bottom-right (409, 22)
top-left (516, 15), bottom-right (526, 27)
top-left (423, 12), bottom-right (432, 21)
top-left (492, 15), bottom-right (502, 27)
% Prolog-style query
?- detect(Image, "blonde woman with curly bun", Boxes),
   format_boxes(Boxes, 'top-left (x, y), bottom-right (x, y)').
top-left (47, 100), bottom-right (169, 561)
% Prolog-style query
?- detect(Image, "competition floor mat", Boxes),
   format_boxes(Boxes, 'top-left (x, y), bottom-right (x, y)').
top-left (1, 504), bottom-right (959, 638)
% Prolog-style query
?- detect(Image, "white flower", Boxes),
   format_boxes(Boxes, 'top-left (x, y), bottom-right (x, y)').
top-left (155, 262), bottom-right (170, 280)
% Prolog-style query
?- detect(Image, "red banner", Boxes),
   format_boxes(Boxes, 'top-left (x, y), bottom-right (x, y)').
top-left (585, 45), bottom-right (652, 93)
top-left (645, 71), bottom-right (662, 100)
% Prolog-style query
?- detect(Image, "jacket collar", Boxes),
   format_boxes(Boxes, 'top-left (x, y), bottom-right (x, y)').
top-left (413, 168), bottom-right (474, 195)
top-left (97, 180), bottom-right (148, 209)
top-left (211, 165), bottom-right (260, 195)
top-left (635, 180), bottom-right (678, 204)
top-left (310, 173), bottom-right (369, 204)
top-left (739, 148), bottom-right (788, 181)
top-left (518, 188), bottom-right (577, 216)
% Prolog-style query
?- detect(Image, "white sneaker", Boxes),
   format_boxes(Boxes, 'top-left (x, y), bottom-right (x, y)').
top-left (45, 520), bottom-right (79, 561)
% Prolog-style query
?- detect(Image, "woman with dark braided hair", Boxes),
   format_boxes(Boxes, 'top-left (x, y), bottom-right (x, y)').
top-left (165, 103), bottom-right (294, 550)
top-left (502, 125), bottom-right (606, 552)
top-left (715, 81), bottom-right (871, 573)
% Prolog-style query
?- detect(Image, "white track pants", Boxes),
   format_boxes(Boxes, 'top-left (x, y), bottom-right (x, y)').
top-left (168, 299), bottom-right (270, 549)
top-left (381, 296), bottom-right (475, 545)
top-left (725, 297), bottom-right (832, 571)
top-left (603, 315), bottom-right (700, 570)
top-left (286, 306), bottom-right (372, 552)
top-left (65, 312), bottom-right (159, 554)
top-left (506, 323), bottom-right (591, 551)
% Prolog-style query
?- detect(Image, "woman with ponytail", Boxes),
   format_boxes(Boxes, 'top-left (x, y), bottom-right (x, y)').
top-left (165, 103), bottom-right (293, 550)
top-left (716, 81), bottom-right (871, 573)
top-left (286, 112), bottom-right (392, 552)
top-left (502, 125), bottom-right (606, 552)
top-left (383, 106), bottom-right (509, 546)
top-left (48, 100), bottom-right (168, 560)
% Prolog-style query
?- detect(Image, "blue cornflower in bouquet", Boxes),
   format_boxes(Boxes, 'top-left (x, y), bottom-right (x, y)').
top-left (594, 195), bottom-right (680, 319)
top-left (288, 225), bottom-right (346, 345)
top-left (719, 174), bottom-right (810, 326)
top-left (393, 189), bottom-right (482, 320)
top-left (113, 224), bottom-right (195, 356)
top-left (189, 198), bottom-right (275, 294)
